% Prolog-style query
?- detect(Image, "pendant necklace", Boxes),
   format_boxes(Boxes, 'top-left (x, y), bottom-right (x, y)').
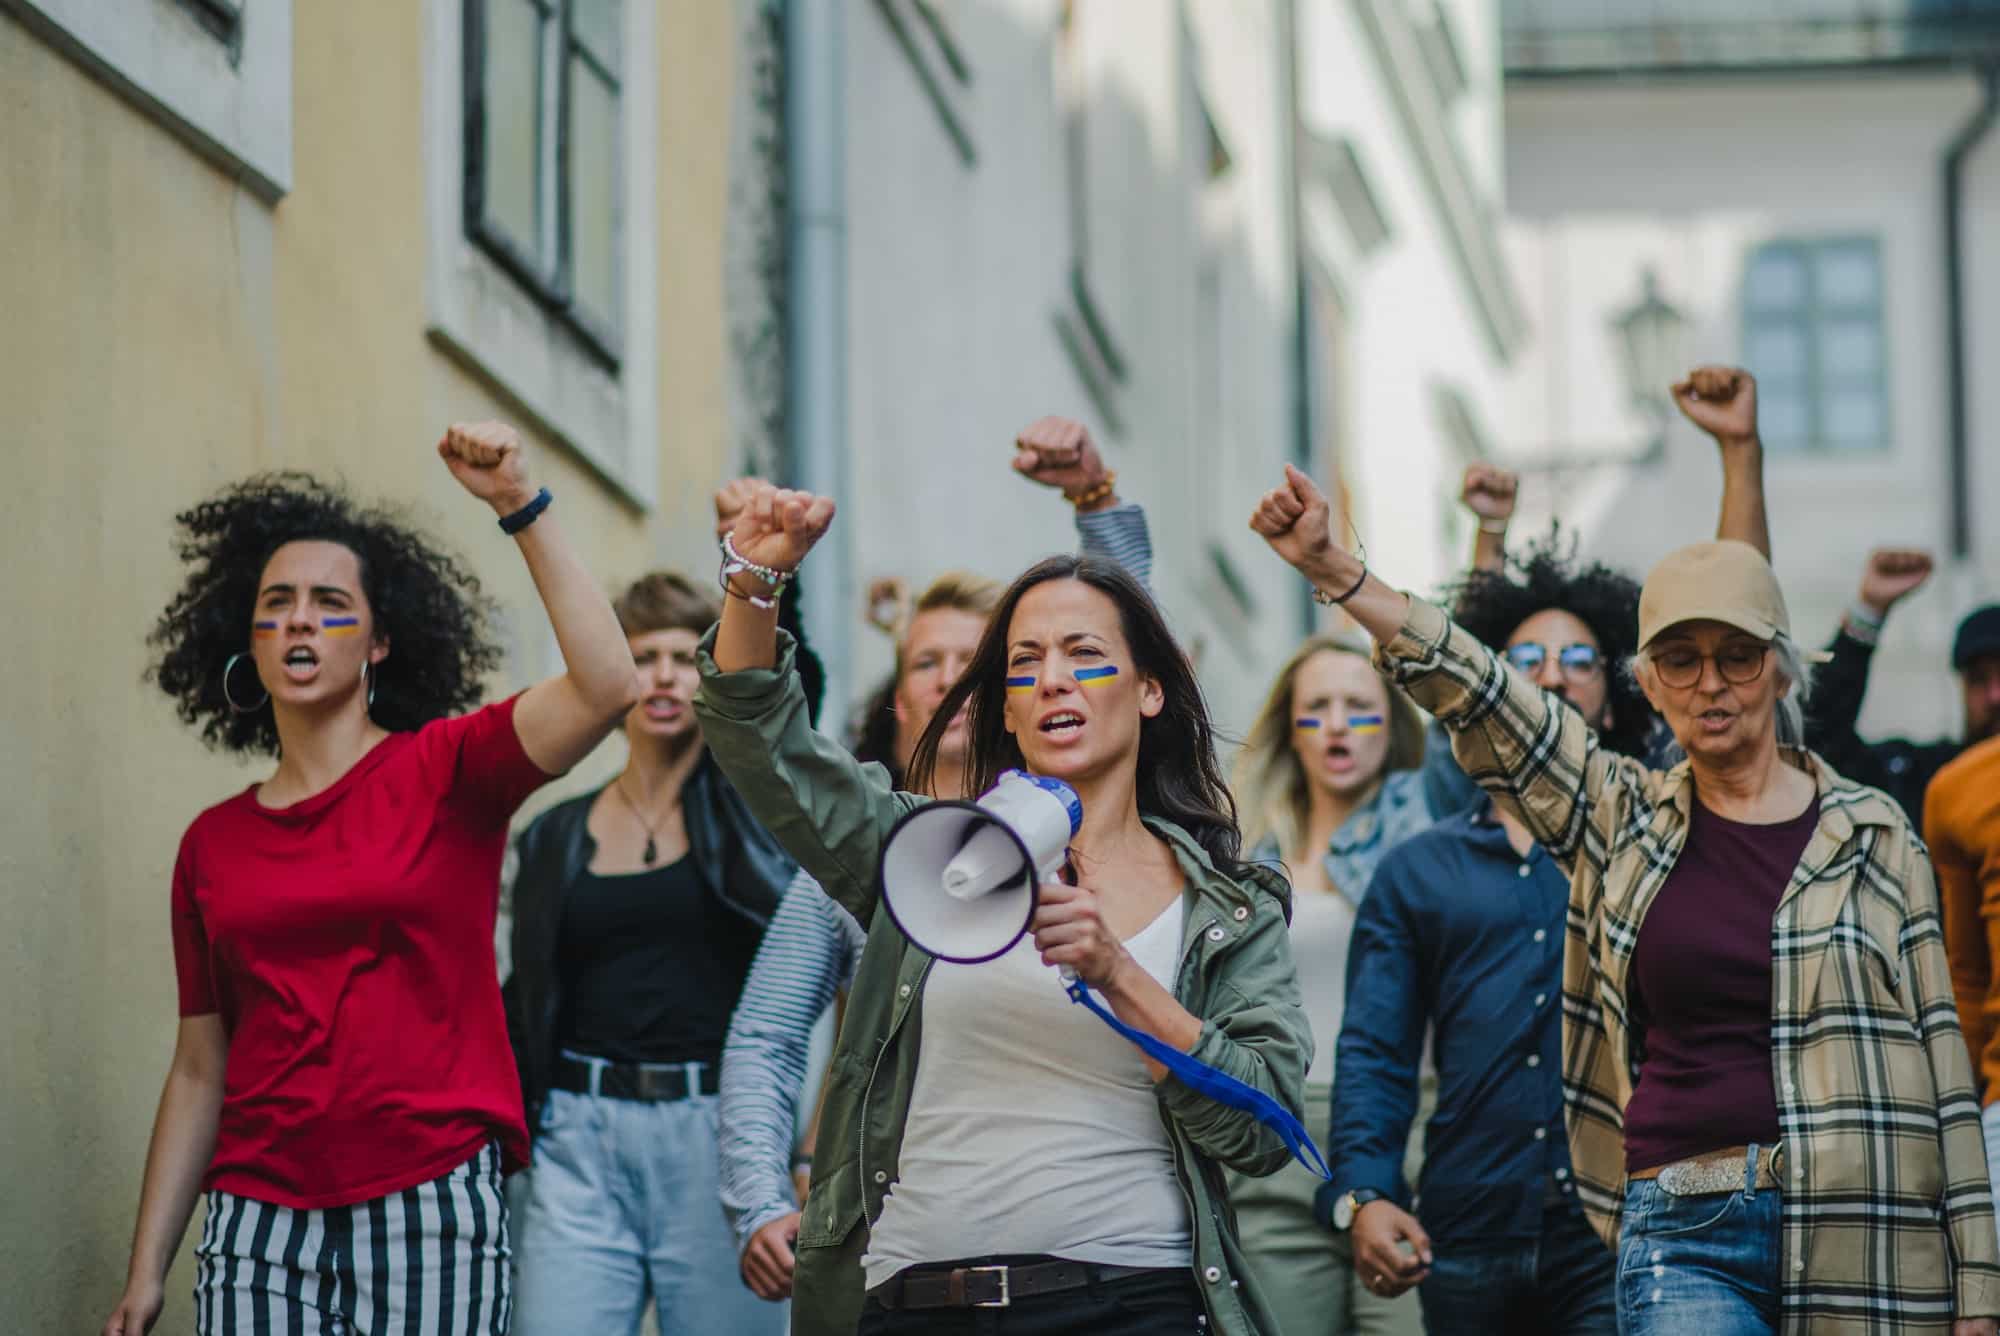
top-left (613, 775), bottom-right (665, 866)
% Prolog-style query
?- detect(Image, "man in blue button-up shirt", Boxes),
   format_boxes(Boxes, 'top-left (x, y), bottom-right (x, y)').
top-left (1323, 534), bottom-right (1661, 1335)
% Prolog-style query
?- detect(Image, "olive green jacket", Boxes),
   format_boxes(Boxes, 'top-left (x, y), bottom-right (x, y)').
top-left (694, 628), bottom-right (1313, 1336)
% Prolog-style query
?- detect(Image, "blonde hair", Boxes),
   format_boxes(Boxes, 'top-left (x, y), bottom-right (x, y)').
top-left (1234, 635), bottom-right (1426, 856)
top-left (895, 571), bottom-right (1002, 678)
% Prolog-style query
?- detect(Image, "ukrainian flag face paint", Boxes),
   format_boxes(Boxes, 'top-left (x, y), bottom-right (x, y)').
top-left (1294, 716), bottom-right (1322, 732)
top-left (321, 616), bottom-right (363, 637)
top-left (1346, 713), bottom-right (1386, 735)
top-left (252, 620), bottom-right (281, 638)
top-left (1005, 675), bottom-right (1037, 695)
top-left (1074, 665), bottom-right (1119, 688)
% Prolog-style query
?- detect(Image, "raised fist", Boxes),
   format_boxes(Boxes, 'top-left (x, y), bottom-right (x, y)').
top-left (1857, 547), bottom-right (1934, 616)
top-left (1460, 463), bottom-right (1518, 524)
top-left (724, 480), bottom-right (836, 577)
top-left (438, 421), bottom-right (535, 511)
top-left (1249, 465), bottom-right (1340, 578)
top-left (1013, 416), bottom-right (1110, 503)
top-left (1672, 366), bottom-right (1759, 446)
top-left (714, 476), bottom-right (769, 542)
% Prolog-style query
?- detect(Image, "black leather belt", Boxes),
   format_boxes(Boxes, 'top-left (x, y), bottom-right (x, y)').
top-left (869, 1259), bottom-right (1165, 1310)
top-left (552, 1054), bottom-right (718, 1102)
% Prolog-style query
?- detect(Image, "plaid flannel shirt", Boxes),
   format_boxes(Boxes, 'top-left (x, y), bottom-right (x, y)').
top-left (1380, 596), bottom-right (2000, 1332)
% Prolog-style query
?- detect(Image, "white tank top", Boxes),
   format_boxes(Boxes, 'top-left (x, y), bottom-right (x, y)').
top-left (861, 898), bottom-right (1193, 1287)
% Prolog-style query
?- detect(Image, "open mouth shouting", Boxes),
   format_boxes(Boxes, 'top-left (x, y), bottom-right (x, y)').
top-left (1695, 706), bottom-right (1736, 734)
top-left (639, 693), bottom-right (687, 726)
top-left (1320, 738), bottom-right (1359, 774)
top-left (280, 644), bottom-right (321, 683)
top-left (1039, 709), bottom-right (1086, 739)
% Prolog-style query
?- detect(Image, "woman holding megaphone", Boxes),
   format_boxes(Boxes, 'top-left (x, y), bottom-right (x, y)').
top-left (694, 483), bottom-right (1312, 1336)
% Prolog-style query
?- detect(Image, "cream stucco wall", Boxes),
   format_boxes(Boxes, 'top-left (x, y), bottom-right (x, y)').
top-left (0, 2), bottom-right (737, 1327)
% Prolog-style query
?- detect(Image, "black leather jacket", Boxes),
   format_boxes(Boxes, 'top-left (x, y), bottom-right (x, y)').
top-left (501, 750), bottom-right (796, 1131)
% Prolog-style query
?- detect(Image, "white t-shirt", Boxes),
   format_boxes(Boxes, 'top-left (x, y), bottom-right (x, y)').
top-left (1288, 888), bottom-right (1357, 1087)
top-left (861, 898), bottom-right (1192, 1287)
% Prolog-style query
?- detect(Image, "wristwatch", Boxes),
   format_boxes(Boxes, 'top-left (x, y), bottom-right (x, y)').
top-left (1332, 1188), bottom-right (1383, 1231)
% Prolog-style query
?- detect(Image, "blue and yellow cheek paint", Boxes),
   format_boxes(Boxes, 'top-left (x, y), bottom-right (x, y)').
top-left (1296, 713), bottom-right (1383, 734)
top-left (1005, 675), bottom-right (1037, 695)
top-left (321, 616), bottom-right (363, 638)
top-left (1074, 665), bottom-right (1119, 688)
top-left (252, 620), bottom-right (281, 639)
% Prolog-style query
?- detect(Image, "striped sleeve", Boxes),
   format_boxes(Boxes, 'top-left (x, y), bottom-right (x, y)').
top-left (1075, 502), bottom-right (1153, 590)
top-left (717, 868), bottom-right (864, 1253)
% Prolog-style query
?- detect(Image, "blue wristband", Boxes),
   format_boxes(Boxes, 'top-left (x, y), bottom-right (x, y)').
top-left (498, 487), bottom-right (553, 535)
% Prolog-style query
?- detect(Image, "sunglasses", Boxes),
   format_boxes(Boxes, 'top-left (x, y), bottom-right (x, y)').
top-left (1504, 642), bottom-right (1604, 681)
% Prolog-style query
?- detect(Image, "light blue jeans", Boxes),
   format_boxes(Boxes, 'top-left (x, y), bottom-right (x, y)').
top-left (1616, 1147), bottom-right (1781, 1336)
top-left (512, 1084), bottom-right (786, 1336)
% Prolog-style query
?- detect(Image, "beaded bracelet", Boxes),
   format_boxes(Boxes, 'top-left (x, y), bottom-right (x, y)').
top-left (718, 532), bottom-right (795, 611)
top-left (1063, 472), bottom-right (1118, 510)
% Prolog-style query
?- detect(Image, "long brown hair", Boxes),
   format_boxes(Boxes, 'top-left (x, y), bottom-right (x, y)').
top-left (1234, 635), bottom-right (1425, 857)
top-left (907, 555), bottom-right (1248, 875)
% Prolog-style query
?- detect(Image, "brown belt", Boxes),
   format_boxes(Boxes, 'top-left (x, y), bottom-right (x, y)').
top-left (1630, 1143), bottom-right (1785, 1196)
top-left (869, 1260), bottom-right (1164, 1310)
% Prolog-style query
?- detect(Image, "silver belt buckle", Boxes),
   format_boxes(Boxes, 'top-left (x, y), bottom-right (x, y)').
top-left (1656, 1157), bottom-right (1733, 1196)
top-left (969, 1265), bottom-right (1011, 1308)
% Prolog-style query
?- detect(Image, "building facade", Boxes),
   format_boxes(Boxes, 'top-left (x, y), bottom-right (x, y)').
top-left (1497, 0), bottom-right (2000, 741)
top-left (1, 0), bottom-right (1522, 1327)
top-left (0, 1), bottom-right (741, 1328)
top-left (806, 0), bottom-right (1520, 734)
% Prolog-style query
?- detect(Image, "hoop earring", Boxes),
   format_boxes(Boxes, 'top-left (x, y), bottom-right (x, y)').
top-left (361, 660), bottom-right (378, 711)
top-left (223, 653), bottom-right (269, 714)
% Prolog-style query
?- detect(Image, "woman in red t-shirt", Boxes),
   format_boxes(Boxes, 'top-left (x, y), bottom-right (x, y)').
top-left (103, 424), bottom-right (641, 1336)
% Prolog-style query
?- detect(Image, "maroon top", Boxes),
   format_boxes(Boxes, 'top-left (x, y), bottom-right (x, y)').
top-left (1622, 794), bottom-right (1820, 1174)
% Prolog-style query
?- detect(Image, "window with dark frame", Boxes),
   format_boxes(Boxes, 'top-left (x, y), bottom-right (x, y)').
top-left (464, 0), bottom-right (624, 369)
top-left (1740, 237), bottom-right (1887, 453)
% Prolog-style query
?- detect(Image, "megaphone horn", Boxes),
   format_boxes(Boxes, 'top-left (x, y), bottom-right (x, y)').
top-left (878, 770), bottom-right (1083, 964)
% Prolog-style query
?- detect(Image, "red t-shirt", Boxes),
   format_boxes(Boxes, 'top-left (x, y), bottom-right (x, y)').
top-left (171, 696), bottom-right (551, 1209)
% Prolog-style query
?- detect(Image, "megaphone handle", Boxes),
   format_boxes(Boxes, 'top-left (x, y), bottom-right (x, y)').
top-left (1052, 852), bottom-right (1080, 982)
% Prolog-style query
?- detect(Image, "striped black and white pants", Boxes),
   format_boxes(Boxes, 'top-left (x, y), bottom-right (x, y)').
top-left (193, 1141), bottom-right (511, 1334)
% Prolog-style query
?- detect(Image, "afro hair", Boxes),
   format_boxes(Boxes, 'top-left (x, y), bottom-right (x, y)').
top-left (147, 472), bottom-right (502, 756)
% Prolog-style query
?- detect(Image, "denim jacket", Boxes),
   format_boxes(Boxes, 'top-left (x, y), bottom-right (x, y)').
top-left (692, 628), bottom-right (1312, 1336)
top-left (1250, 768), bottom-right (1439, 908)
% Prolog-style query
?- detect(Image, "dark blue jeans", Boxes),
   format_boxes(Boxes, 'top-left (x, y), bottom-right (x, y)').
top-left (1615, 1176), bottom-right (1781, 1336)
top-left (1418, 1199), bottom-right (1618, 1336)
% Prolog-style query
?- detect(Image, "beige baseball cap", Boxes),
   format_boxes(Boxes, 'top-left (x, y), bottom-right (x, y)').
top-left (1638, 540), bottom-right (1828, 658)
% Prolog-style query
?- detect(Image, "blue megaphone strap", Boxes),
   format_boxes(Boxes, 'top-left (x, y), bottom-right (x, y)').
top-left (1066, 977), bottom-right (1331, 1180)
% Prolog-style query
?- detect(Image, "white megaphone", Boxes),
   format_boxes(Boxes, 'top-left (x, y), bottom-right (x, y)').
top-left (878, 769), bottom-right (1082, 964)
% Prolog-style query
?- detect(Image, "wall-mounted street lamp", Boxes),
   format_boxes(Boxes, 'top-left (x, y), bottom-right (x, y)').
top-left (1498, 264), bottom-right (1692, 477)
top-left (1609, 266), bottom-right (1688, 462)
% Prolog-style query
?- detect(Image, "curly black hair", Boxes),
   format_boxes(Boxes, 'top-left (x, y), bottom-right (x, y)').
top-left (147, 472), bottom-right (502, 756)
top-left (1446, 523), bottom-right (1656, 761)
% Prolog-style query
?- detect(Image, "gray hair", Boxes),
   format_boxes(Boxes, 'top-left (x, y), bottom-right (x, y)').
top-left (1770, 632), bottom-right (1813, 749)
top-left (1629, 631), bottom-right (1814, 757)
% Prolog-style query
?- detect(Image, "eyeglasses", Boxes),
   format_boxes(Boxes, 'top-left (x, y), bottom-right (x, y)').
top-left (1648, 641), bottom-right (1770, 689)
top-left (1504, 642), bottom-right (1604, 681)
